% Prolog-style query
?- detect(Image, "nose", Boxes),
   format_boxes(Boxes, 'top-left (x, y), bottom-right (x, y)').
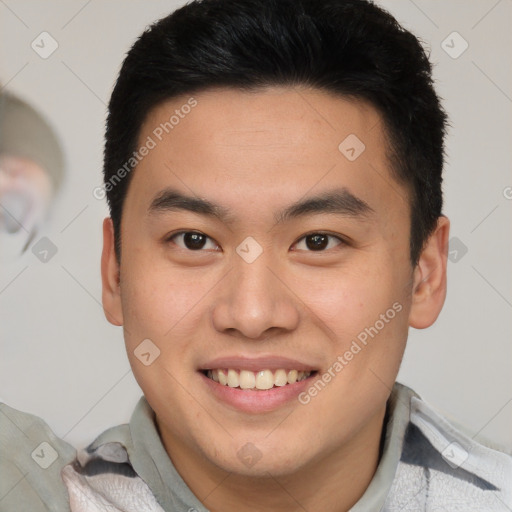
top-left (211, 254), bottom-right (300, 340)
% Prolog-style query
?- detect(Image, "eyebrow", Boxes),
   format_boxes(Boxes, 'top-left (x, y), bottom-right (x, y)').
top-left (147, 187), bottom-right (375, 224)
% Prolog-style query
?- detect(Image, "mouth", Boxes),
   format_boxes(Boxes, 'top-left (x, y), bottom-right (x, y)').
top-left (198, 356), bottom-right (320, 412)
top-left (201, 368), bottom-right (316, 391)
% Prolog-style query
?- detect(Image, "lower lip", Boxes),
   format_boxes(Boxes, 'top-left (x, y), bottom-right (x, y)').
top-left (199, 371), bottom-right (315, 413)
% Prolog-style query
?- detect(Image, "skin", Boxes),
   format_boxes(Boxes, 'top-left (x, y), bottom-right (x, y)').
top-left (101, 86), bottom-right (449, 512)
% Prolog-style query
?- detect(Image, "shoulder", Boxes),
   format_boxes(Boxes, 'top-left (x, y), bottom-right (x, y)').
top-left (59, 397), bottom-right (166, 511)
top-left (385, 385), bottom-right (512, 511)
top-left (60, 439), bottom-right (165, 511)
top-left (0, 402), bottom-right (76, 511)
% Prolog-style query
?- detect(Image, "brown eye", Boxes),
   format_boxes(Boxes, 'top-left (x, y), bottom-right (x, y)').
top-left (305, 234), bottom-right (328, 250)
top-left (183, 232), bottom-right (207, 250)
top-left (293, 233), bottom-right (343, 252)
top-left (169, 231), bottom-right (218, 251)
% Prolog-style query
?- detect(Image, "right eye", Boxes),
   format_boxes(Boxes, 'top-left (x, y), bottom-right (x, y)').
top-left (167, 231), bottom-right (220, 251)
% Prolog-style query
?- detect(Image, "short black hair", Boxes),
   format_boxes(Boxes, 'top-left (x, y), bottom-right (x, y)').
top-left (104, 0), bottom-right (447, 265)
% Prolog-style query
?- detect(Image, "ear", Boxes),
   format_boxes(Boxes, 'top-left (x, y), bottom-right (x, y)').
top-left (101, 217), bottom-right (123, 326)
top-left (409, 216), bottom-right (450, 329)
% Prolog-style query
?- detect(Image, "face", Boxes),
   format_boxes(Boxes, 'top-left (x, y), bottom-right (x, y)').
top-left (102, 86), bottom-right (448, 481)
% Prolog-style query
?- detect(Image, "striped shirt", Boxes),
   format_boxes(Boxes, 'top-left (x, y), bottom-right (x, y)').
top-left (1, 383), bottom-right (511, 511)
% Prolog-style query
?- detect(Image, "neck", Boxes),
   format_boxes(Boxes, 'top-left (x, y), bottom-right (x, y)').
top-left (160, 405), bottom-right (387, 512)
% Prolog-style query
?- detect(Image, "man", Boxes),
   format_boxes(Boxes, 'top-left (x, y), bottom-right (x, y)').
top-left (1, 0), bottom-right (510, 511)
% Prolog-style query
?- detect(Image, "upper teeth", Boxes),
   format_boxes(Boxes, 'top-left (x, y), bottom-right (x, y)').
top-left (206, 369), bottom-right (311, 390)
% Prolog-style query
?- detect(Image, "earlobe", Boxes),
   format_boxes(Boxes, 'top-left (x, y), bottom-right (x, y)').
top-left (101, 217), bottom-right (124, 326)
top-left (409, 216), bottom-right (450, 329)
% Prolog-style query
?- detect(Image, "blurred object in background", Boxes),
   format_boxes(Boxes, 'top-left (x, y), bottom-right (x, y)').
top-left (0, 91), bottom-right (65, 263)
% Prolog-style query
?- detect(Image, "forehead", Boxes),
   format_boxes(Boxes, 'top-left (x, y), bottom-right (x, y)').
top-left (127, 86), bottom-right (408, 223)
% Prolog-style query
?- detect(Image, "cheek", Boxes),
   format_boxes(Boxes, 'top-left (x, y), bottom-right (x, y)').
top-left (292, 262), bottom-right (399, 338)
top-left (292, 258), bottom-right (411, 386)
top-left (119, 259), bottom-right (208, 400)
top-left (119, 253), bottom-right (207, 345)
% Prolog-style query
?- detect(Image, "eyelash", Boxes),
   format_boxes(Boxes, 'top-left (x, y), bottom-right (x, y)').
top-left (166, 230), bottom-right (346, 252)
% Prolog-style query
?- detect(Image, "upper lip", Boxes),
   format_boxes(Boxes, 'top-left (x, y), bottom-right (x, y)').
top-left (199, 356), bottom-right (317, 372)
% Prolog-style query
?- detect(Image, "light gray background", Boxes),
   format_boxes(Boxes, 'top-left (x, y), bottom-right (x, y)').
top-left (1, 0), bottom-right (511, 451)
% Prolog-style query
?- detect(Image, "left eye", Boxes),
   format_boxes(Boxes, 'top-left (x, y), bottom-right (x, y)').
top-left (293, 233), bottom-right (343, 252)
top-left (169, 231), bottom-right (219, 251)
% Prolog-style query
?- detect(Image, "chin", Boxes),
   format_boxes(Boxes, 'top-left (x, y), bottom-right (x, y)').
top-left (203, 439), bottom-right (312, 478)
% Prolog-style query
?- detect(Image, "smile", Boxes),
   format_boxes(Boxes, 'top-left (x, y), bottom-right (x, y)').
top-left (204, 368), bottom-right (313, 390)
